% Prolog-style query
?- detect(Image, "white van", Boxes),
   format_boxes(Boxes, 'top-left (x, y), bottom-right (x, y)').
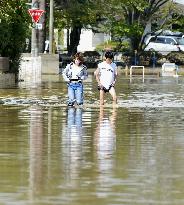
top-left (144, 36), bottom-right (184, 55)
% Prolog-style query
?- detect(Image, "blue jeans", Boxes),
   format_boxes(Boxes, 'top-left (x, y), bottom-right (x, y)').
top-left (67, 82), bottom-right (83, 105)
top-left (67, 107), bottom-right (82, 127)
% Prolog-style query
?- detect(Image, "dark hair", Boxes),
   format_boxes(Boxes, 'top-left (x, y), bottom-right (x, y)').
top-left (73, 52), bottom-right (84, 64)
top-left (105, 51), bottom-right (114, 59)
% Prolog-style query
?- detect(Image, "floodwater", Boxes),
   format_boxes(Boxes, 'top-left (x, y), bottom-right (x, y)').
top-left (1, 73), bottom-right (184, 204)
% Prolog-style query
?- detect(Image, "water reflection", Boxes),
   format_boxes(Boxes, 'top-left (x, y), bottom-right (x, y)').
top-left (29, 106), bottom-right (44, 200)
top-left (95, 106), bottom-right (117, 172)
top-left (3, 73), bottom-right (184, 204)
top-left (19, 57), bottom-right (41, 88)
top-left (62, 108), bottom-right (83, 181)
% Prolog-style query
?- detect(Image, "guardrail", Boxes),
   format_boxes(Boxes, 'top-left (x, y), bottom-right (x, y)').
top-left (130, 65), bottom-right (145, 79)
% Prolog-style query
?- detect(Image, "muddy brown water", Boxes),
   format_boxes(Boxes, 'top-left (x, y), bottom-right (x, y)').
top-left (0, 73), bottom-right (184, 204)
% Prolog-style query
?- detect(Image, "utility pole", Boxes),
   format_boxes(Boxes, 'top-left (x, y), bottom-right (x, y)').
top-left (49, 0), bottom-right (54, 54)
top-left (31, 0), bottom-right (39, 57)
top-left (38, 0), bottom-right (45, 53)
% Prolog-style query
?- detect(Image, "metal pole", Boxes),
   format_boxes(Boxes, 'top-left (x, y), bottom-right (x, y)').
top-left (31, 27), bottom-right (38, 57)
top-left (38, 0), bottom-right (45, 53)
top-left (153, 51), bottom-right (156, 69)
top-left (134, 50), bottom-right (137, 65)
top-left (31, 0), bottom-right (39, 57)
top-left (49, 0), bottom-right (54, 54)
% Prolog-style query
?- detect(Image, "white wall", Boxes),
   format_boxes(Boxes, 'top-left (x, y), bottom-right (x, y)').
top-left (78, 29), bottom-right (93, 51)
top-left (63, 29), bottom-right (111, 52)
top-left (78, 29), bottom-right (111, 52)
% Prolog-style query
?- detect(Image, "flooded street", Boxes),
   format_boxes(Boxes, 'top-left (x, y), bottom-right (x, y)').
top-left (1, 73), bottom-right (184, 204)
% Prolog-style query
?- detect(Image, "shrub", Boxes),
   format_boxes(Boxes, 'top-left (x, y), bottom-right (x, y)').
top-left (0, 1), bottom-right (30, 77)
top-left (166, 52), bottom-right (184, 65)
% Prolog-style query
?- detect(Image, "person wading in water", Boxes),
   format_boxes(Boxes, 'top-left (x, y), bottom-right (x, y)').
top-left (62, 52), bottom-right (88, 106)
top-left (94, 51), bottom-right (118, 106)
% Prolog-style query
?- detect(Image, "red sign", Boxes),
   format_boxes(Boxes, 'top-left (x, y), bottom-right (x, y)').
top-left (28, 9), bottom-right (45, 23)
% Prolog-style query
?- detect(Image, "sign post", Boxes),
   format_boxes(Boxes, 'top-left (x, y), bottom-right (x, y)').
top-left (28, 9), bottom-right (45, 24)
top-left (28, 7), bottom-right (45, 57)
top-left (49, 0), bottom-right (54, 54)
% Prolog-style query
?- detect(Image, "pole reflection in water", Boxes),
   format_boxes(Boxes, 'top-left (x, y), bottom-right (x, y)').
top-left (95, 106), bottom-right (117, 173)
top-left (62, 107), bottom-right (83, 181)
top-left (29, 106), bottom-right (44, 201)
top-left (19, 57), bottom-right (41, 88)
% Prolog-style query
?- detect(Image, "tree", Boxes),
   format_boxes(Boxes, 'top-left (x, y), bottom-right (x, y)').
top-left (102, 0), bottom-right (176, 53)
top-left (54, 0), bottom-right (178, 55)
top-left (0, 0), bottom-right (30, 77)
top-left (54, 0), bottom-right (104, 55)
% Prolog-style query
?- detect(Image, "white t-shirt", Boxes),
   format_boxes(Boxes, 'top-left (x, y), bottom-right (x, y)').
top-left (71, 64), bottom-right (83, 80)
top-left (62, 63), bottom-right (88, 82)
top-left (98, 61), bottom-right (117, 89)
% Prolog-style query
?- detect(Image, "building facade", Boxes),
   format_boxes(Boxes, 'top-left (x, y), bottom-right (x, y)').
top-left (63, 29), bottom-right (111, 52)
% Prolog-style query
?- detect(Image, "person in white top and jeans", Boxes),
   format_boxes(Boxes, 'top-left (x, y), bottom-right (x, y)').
top-left (94, 51), bottom-right (118, 105)
top-left (62, 52), bottom-right (88, 106)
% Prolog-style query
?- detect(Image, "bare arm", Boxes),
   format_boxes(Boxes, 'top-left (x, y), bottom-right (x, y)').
top-left (112, 67), bottom-right (118, 86)
top-left (62, 64), bottom-right (70, 82)
top-left (94, 68), bottom-right (101, 85)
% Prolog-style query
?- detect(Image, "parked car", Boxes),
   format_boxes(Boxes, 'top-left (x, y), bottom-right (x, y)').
top-left (83, 51), bottom-right (101, 68)
top-left (144, 35), bottom-right (184, 55)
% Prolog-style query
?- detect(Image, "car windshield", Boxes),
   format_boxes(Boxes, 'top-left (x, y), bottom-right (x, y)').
top-left (176, 37), bottom-right (184, 45)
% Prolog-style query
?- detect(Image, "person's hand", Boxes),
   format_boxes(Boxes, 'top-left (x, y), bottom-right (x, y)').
top-left (111, 81), bottom-right (116, 87)
top-left (76, 75), bottom-right (80, 79)
top-left (66, 79), bottom-right (70, 85)
top-left (98, 83), bottom-right (103, 89)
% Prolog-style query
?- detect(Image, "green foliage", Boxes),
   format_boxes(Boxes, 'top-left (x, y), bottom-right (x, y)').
top-left (55, 0), bottom-right (177, 55)
top-left (0, 0), bottom-right (30, 74)
top-left (100, 0), bottom-right (176, 52)
top-left (171, 13), bottom-right (184, 33)
top-left (54, 0), bottom-right (103, 29)
top-left (54, 0), bottom-right (105, 54)
top-left (112, 21), bottom-right (144, 41)
top-left (167, 52), bottom-right (184, 65)
top-left (95, 41), bottom-right (118, 51)
top-left (96, 40), bottom-right (131, 53)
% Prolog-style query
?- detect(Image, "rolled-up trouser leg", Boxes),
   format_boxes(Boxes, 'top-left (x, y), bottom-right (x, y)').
top-left (75, 83), bottom-right (83, 105)
top-left (68, 84), bottom-right (75, 105)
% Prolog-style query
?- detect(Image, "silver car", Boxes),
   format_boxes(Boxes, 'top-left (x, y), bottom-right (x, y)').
top-left (144, 35), bottom-right (184, 55)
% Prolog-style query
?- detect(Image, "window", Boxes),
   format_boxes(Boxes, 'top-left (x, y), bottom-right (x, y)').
top-left (177, 38), bottom-right (184, 45)
top-left (165, 38), bottom-right (176, 45)
top-left (149, 37), bottom-right (156, 42)
top-left (156, 37), bottom-right (165, 43)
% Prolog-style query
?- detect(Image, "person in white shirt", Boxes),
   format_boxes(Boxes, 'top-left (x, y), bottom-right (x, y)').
top-left (94, 51), bottom-right (118, 105)
top-left (62, 52), bottom-right (88, 106)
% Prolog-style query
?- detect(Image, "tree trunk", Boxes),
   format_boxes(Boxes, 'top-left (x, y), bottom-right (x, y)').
top-left (67, 29), bottom-right (70, 51)
top-left (68, 26), bottom-right (82, 56)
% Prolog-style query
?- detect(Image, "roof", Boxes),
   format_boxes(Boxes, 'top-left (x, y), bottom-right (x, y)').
top-left (173, 0), bottom-right (184, 5)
